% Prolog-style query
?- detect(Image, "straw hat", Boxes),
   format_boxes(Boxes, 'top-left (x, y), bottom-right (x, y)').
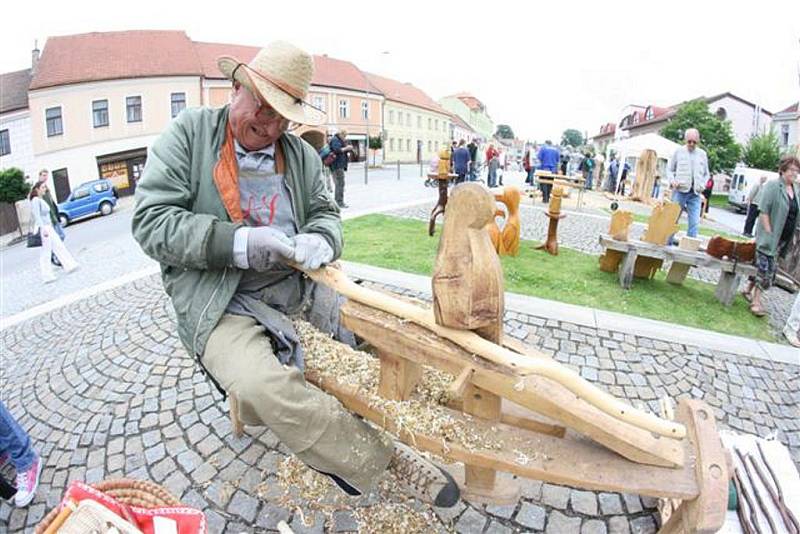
top-left (218, 41), bottom-right (325, 126)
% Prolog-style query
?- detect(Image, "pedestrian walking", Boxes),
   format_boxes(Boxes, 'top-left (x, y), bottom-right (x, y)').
top-left (741, 156), bottom-right (800, 317)
top-left (702, 175), bottom-right (714, 215)
top-left (29, 182), bottom-right (78, 283)
top-left (607, 155), bottom-right (619, 193)
top-left (36, 169), bottom-right (67, 267)
top-left (497, 149), bottom-right (506, 186)
top-left (132, 41), bottom-right (460, 508)
top-left (616, 161), bottom-right (631, 196)
top-left (486, 144), bottom-right (499, 187)
top-left (666, 128), bottom-right (709, 240)
top-left (743, 175), bottom-right (768, 237)
top-left (329, 129), bottom-right (354, 208)
top-left (579, 152), bottom-right (595, 190)
top-left (452, 140), bottom-right (471, 184)
top-left (537, 140), bottom-right (560, 203)
top-left (467, 139), bottom-right (478, 181)
top-left (0, 400), bottom-right (42, 507)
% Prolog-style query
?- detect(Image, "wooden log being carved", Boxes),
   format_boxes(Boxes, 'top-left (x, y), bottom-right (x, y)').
top-left (433, 183), bottom-right (505, 342)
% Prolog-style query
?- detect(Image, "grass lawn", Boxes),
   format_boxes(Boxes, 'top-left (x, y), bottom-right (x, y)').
top-left (708, 194), bottom-right (731, 210)
top-left (342, 214), bottom-right (774, 341)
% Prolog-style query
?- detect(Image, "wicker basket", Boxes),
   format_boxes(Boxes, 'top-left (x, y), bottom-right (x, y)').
top-left (36, 478), bottom-right (182, 534)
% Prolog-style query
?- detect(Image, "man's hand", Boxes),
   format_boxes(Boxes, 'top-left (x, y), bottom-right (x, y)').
top-left (246, 227), bottom-right (295, 271)
top-left (292, 233), bottom-right (333, 270)
top-left (41, 227), bottom-right (50, 238)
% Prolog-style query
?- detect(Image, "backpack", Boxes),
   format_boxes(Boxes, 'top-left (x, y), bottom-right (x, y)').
top-left (319, 144), bottom-right (336, 167)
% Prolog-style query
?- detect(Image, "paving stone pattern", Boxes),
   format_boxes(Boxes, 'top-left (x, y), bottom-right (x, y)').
top-left (386, 203), bottom-right (796, 339)
top-left (2, 275), bottom-right (798, 532)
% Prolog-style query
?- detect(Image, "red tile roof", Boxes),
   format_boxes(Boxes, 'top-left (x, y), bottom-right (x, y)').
top-left (777, 102), bottom-right (798, 114)
top-left (444, 93), bottom-right (485, 112)
top-left (0, 69), bottom-right (32, 113)
top-left (30, 31), bottom-right (201, 90)
top-left (194, 41), bottom-right (259, 79)
top-left (364, 72), bottom-right (447, 114)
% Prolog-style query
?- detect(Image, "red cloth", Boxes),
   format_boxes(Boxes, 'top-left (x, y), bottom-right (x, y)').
top-left (56, 481), bottom-right (206, 534)
top-left (486, 147), bottom-right (498, 162)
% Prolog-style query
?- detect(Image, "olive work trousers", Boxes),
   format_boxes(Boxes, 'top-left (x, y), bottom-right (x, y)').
top-left (202, 314), bottom-right (394, 493)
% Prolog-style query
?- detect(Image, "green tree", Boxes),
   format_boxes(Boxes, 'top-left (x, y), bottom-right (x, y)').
top-left (660, 100), bottom-right (741, 174)
top-left (561, 129), bottom-right (584, 148)
top-left (0, 167), bottom-right (30, 204)
top-left (368, 136), bottom-right (383, 166)
top-left (742, 130), bottom-right (781, 171)
top-left (495, 124), bottom-right (515, 139)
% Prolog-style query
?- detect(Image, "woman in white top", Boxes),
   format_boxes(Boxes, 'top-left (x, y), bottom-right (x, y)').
top-left (29, 182), bottom-right (78, 282)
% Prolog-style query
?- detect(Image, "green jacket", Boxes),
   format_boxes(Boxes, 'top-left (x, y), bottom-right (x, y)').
top-left (755, 178), bottom-right (800, 257)
top-left (132, 106), bottom-right (342, 358)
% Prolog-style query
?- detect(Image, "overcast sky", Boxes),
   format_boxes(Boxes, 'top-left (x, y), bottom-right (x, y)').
top-left (2, 0), bottom-right (799, 142)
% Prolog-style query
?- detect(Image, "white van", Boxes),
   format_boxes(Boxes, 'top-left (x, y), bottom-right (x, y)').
top-left (728, 164), bottom-right (779, 212)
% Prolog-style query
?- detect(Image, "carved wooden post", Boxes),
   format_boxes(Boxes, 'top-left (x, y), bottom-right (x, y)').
top-left (600, 210), bottom-right (634, 273)
top-left (536, 186), bottom-right (566, 256)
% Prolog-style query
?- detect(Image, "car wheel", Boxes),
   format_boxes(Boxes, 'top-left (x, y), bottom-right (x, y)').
top-left (58, 214), bottom-right (69, 227)
top-left (100, 202), bottom-right (113, 216)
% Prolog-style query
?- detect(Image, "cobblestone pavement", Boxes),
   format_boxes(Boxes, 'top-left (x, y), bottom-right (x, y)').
top-left (386, 202), bottom-right (795, 339)
top-left (2, 275), bottom-right (798, 532)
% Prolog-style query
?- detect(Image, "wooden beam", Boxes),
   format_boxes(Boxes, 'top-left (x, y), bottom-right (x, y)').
top-left (666, 237), bottom-right (702, 285)
top-left (378, 351), bottom-right (422, 401)
top-left (305, 366), bottom-right (699, 499)
top-left (463, 383), bottom-right (502, 491)
top-left (714, 271), bottom-right (741, 307)
top-left (306, 266), bottom-right (686, 439)
top-left (619, 249), bottom-right (638, 289)
top-left (341, 302), bottom-right (685, 467)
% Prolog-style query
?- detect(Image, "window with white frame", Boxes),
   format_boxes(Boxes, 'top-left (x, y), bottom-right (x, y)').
top-left (428, 118), bottom-right (432, 130)
top-left (417, 116), bottom-right (421, 128)
top-left (361, 100), bottom-right (369, 120)
top-left (312, 95), bottom-right (325, 112)
top-left (389, 110), bottom-right (394, 124)
top-left (406, 139), bottom-right (411, 152)
top-left (92, 99), bottom-right (109, 128)
top-left (389, 138), bottom-right (394, 151)
top-left (46, 107), bottom-right (63, 137)
top-left (0, 129), bottom-right (9, 156)
top-left (126, 96), bottom-right (142, 123)
top-left (435, 141), bottom-right (439, 151)
top-left (171, 92), bottom-right (186, 118)
top-left (781, 124), bottom-right (790, 146)
top-left (428, 141), bottom-right (432, 152)
top-left (339, 99), bottom-right (349, 119)
top-left (406, 113), bottom-right (411, 126)
top-left (435, 119), bottom-right (439, 130)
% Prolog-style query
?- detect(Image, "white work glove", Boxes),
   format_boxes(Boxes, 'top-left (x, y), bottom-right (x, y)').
top-left (244, 226), bottom-right (295, 271)
top-left (291, 233), bottom-right (334, 270)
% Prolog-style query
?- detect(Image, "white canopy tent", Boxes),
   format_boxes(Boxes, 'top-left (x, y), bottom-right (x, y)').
top-left (605, 133), bottom-right (682, 191)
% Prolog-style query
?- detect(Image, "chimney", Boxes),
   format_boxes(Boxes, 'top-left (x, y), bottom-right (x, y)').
top-left (32, 40), bottom-right (40, 72)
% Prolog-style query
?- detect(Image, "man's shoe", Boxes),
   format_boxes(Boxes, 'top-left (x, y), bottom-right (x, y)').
top-left (784, 327), bottom-right (800, 348)
top-left (338, 202), bottom-right (349, 209)
top-left (388, 442), bottom-right (460, 507)
top-left (14, 456), bottom-right (41, 507)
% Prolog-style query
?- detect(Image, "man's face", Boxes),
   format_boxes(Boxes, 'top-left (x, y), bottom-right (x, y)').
top-left (685, 133), bottom-right (699, 152)
top-left (229, 83), bottom-right (288, 151)
top-left (38, 171), bottom-right (48, 183)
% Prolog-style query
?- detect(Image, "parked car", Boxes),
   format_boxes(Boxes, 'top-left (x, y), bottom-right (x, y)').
top-left (57, 179), bottom-right (118, 226)
top-left (727, 164), bottom-right (779, 212)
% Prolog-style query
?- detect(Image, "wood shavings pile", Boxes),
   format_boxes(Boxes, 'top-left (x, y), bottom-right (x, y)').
top-left (354, 502), bottom-right (439, 534)
top-left (295, 319), bottom-right (502, 452)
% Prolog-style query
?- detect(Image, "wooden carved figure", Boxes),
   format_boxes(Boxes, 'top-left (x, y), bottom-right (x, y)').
top-left (630, 149), bottom-right (657, 202)
top-left (433, 183), bottom-right (505, 343)
top-left (486, 208), bottom-right (506, 253)
top-left (428, 146), bottom-right (453, 236)
top-left (495, 186), bottom-right (521, 256)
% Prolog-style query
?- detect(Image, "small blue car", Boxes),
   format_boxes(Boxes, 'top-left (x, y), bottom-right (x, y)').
top-left (57, 179), bottom-right (118, 226)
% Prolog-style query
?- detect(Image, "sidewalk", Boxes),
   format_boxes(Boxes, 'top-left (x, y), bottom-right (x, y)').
top-left (342, 261), bottom-right (799, 366)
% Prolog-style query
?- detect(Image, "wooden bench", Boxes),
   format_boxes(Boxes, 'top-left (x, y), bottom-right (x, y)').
top-left (599, 234), bottom-right (766, 306)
